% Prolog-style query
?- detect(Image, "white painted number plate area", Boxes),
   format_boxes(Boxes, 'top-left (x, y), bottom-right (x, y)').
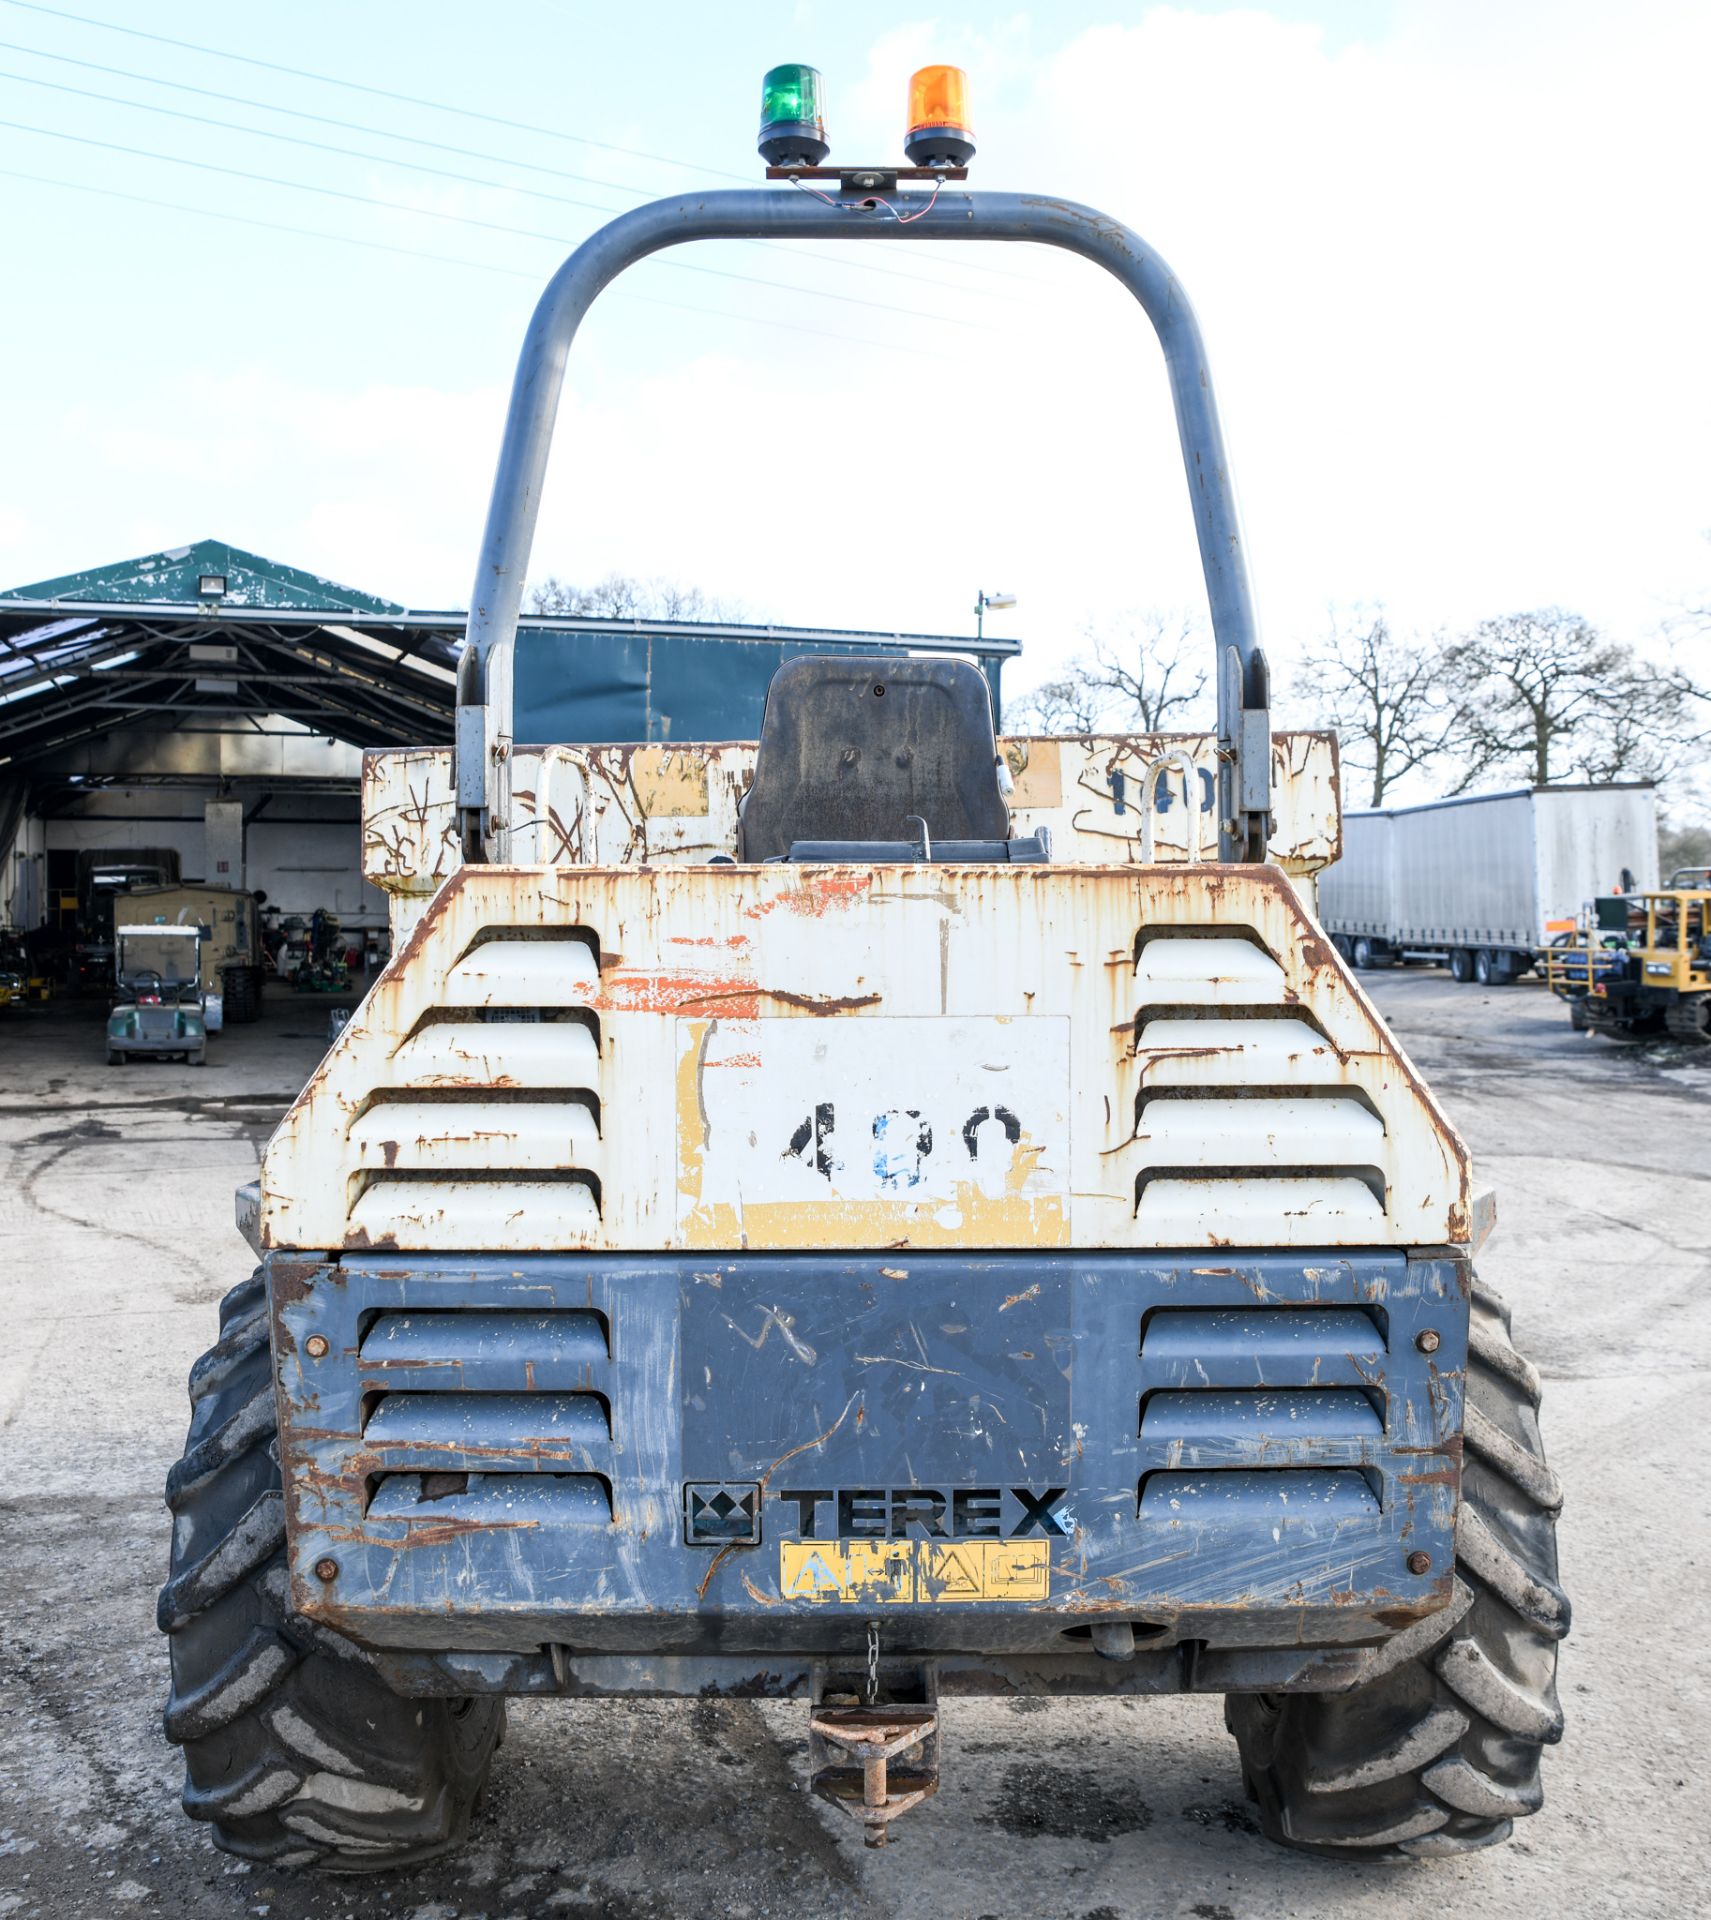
top-left (678, 1016), bottom-right (1071, 1236)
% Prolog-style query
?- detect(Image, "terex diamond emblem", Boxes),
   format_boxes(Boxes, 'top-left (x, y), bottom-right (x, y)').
top-left (684, 1482), bottom-right (761, 1546)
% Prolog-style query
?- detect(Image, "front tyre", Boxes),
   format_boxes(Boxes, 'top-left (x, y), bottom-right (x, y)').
top-left (1226, 1281), bottom-right (1567, 1859)
top-left (160, 1271), bottom-right (504, 1871)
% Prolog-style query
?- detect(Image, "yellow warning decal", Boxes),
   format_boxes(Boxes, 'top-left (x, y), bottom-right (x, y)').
top-left (778, 1539), bottom-right (1049, 1604)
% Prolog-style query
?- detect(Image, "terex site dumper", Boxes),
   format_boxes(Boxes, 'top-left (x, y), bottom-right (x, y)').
top-left (160, 74), bottom-right (1567, 1870)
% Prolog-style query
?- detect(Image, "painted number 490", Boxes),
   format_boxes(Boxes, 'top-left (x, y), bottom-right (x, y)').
top-left (783, 1101), bottom-right (1022, 1190)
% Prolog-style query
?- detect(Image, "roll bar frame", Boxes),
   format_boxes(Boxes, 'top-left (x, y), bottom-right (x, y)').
top-left (454, 187), bottom-right (1271, 862)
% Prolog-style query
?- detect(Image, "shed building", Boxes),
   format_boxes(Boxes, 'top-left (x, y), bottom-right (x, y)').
top-left (0, 539), bottom-right (1015, 949)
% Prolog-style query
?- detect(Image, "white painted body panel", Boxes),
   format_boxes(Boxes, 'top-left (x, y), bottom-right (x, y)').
top-left (360, 732), bottom-right (1344, 916)
top-left (261, 862), bottom-right (1469, 1255)
top-left (683, 1014), bottom-right (1072, 1240)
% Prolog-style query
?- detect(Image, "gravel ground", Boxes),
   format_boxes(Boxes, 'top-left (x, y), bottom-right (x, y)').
top-left (1, 970), bottom-right (1707, 1920)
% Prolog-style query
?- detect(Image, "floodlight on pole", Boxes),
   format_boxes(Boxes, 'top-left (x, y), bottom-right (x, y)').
top-left (974, 589), bottom-right (1018, 639)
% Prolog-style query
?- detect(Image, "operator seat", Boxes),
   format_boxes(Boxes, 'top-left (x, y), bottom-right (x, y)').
top-left (736, 655), bottom-right (1012, 862)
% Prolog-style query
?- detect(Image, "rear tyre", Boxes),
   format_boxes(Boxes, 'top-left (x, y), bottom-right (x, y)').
top-left (1664, 997), bottom-right (1711, 1042)
top-left (1449, 948), bottom-right (1474, 983)
top-left (160, 1272), bottom-right (504, 1871)
top-left (1351, 937), bottom-right (1376, 971)
top-left (1226, 1282), bottom-right (1567, 1859)
top-left (1473, 949), bottom-right (1494, 985)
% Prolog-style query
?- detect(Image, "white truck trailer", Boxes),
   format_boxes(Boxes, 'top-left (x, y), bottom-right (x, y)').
top-left (1318, 783), bottom-right (1658, 982)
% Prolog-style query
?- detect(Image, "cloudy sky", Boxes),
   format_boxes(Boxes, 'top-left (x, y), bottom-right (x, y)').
top-left (2, 0), bottom-right (1708, 712)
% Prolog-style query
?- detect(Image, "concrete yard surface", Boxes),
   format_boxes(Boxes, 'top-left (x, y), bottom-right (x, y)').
top-left (1, 972), bottom-right (1707, 1919)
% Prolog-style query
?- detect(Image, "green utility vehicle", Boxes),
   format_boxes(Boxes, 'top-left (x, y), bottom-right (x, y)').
top-left (108, 923), bottom-right (207, 1065)
top-left (118, 884), bottom-right (266, 1028)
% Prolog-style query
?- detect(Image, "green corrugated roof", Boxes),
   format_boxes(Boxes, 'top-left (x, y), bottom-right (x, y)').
top-left (1, 538), bottom-right (405, 613)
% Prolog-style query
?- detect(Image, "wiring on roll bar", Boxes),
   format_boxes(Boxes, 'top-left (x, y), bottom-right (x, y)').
top-left (789, 174), bottom-right (946, 225)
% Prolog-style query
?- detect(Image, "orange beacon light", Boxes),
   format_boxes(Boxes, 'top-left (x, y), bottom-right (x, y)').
top-left (904, 65), bottom-right (974, 167)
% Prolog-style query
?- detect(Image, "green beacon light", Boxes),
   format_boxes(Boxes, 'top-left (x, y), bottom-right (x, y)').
top-left (758, 63), bottom-right (829, 167)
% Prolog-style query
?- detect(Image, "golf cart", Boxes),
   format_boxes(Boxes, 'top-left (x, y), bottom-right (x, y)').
top-left (107, 923), bottom-right (208, 1065)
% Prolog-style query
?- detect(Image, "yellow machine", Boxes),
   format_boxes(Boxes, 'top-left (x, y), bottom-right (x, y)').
top-left (0, 929), bottom-right (51, 1006)
top-left (1546, 887), bottom-right (1711, 1041)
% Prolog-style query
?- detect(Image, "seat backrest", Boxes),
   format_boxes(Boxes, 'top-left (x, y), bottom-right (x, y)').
top-left (736, 655), bottom-right (1010, 862)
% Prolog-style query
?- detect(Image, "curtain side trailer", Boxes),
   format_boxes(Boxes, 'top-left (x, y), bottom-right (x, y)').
top-left (1318, 784), bottom-right (1658, 983)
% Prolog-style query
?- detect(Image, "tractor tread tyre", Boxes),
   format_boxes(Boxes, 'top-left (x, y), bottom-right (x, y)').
top-left (1225, 1283), bottom-right (1566, 1861)
top-left (1664, 999), bottom-right (1710, 1042)
top-left (222, 965), bottom-right (262, 1025)
top-left (161, 1269), bottom-right (503, 1872)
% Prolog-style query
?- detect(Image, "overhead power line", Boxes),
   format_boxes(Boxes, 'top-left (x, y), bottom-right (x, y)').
top-left (0, 115), bottom-right (992, 330)
top-left (0, 69), bottom-right (650, 215)
top-left (0, 37), bottom-right (679, 199)
top-left (0, 0), bottom-right (756, 183)
top-left (0, 36), bottom-right (1010, 300)
top-left (0, 165), bottom-right (961, 361)
top-left (0, 0), bottom-right (1042, 288)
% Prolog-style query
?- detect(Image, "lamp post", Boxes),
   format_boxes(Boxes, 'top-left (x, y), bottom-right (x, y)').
top-left (974, 589), bottom-right (1017, 640)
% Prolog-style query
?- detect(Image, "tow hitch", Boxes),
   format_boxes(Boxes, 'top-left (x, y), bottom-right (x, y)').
top-left (808, 1629), bottom-right (940, 1847)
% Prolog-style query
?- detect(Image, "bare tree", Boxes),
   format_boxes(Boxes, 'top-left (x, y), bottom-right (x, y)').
top-left (1009, 612), bottom-right (1211, 734)
top-left (1660, 817), bottom-right (1711, 878)
top-left (528, 574), bottom-right (629, 617)
top-left (1440, 608), bottom-right (1698, 788)
top-left (1294, 610), bottom-right (1454, 806)
top-left (525, 573), bottom-right (737, 621)
top-left (1008, 672), bottom-right (1108, 734)
top-left (1664, 537), bottom-right (1711, 746)
top-left (1574, 657), bottom-right (1704, 784)
top-left (1083, 613), bottom-right (1210, 731)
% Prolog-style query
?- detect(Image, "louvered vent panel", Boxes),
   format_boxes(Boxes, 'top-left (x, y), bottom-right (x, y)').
top-left (340, 928), bottom-right (604, 1250)
top-left (1138, 1303), bottom-right (1392, 1523)
top-left (1129, 933), bottom-right (1395, 1234)
top-left (359, 1308), bottom-right (613, 1528)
